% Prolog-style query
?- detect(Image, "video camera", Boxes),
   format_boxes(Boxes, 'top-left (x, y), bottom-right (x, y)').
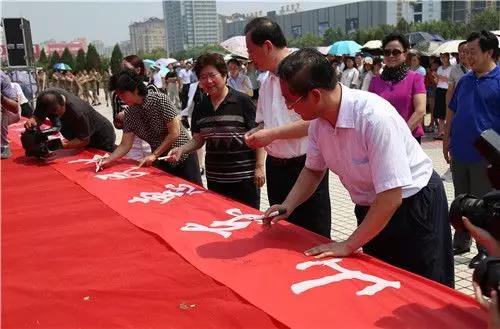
top-left (21, 126), bottom-right (63, 158)
top-left (449, 129), bottom-right (500, 299)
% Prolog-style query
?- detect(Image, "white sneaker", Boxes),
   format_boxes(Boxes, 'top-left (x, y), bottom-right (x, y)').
top-left (441, 168), bottom-right (453, 182)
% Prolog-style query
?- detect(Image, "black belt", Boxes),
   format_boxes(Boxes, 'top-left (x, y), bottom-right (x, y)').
top-left (267, 154), bottom-right (306, 167)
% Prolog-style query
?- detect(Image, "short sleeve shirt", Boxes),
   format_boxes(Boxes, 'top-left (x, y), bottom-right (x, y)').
top-left (306, 84), bottom-right (433, 206)
top-left (369, 71), bottom-right (426, 138)
top-left (448, 64), bottom-right (468, 87)
top-left (124, 91), bottom-right (190, 163)
top-left (256, 72), bottom-right (308, 158)
top-left (437, 66), bottom-right (452, 89)
top-left (191, 87), bottom-right (257, 183)
top-left (1, 70), bottom-right (17, 100)
top-left (449, 66), bottom-right (500, 162)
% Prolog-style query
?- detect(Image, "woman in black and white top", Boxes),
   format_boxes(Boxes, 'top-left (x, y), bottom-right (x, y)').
top-left (101, 70), bottom-right (202, 185)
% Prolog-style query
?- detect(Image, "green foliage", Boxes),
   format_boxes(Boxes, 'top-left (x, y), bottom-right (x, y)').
top-left (49, 51), bottom-right (61, 68)
top-left (172, 44), bottom-right (227, 61)
top-left (288, 33), bottom-right (326, 48)
top-left (323, 27), bottom-right (346, 45)
top-left (38, 48), bottom-right (48, 67)
top-left (138, 47), bottom-right (168, 60)
top-left (110, 44), bottom-right (123, 74)
top-left (100, 56), bottom-right (110, 72)
top-left (74, 49), bottom-right (86, 72)
top-left (60, 47), bottom-right (74, 69)
top-left (85, 44), bottom-right (101, 70)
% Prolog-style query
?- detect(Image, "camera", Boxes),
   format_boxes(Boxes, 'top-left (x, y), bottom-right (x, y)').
top-left (449, 129), bottom-right (500, 299)
top-left (21, 127), bottom-right (63, 158)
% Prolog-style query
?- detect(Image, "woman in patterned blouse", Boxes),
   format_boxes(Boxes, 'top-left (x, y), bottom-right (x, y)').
top-left (101, 70), bottom-right (202, 185)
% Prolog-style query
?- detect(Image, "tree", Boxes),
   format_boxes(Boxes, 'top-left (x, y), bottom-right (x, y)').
top-left (323, 27), bottom-right (346, 45)
top-left (470, 8), bottom-right (500, 33)
top-left (85, 43), bottom-right (101, 70)
top-left (171, 44), bottom-right (226, 61)
top-left (75, 49), bottom-right (86, 72)
top-left (60, 47), bottom-right (74, 69)
top-left (110, 44), bottom-right (123, 74)
top-left (38, 48), bottom-right (48, 67)
top-left (49, 50), bottom-right (61, 68)
top-left (288, 33), bottom-right (324, 48)
top-left (141, 47), bottom-right (168, 60)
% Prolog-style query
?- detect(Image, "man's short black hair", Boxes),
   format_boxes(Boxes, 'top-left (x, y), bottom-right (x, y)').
top-left (227, 58), bottom-right (241, 67)
top-left (36, 90), bottom-right (65, 116)
top-left (382, 32), bottom-right (410, 51)
top-left (244, 17), bottom-right (287, 48)
top-left (109, 70), bottom-right (147, 96)
top-left (466, 30), bottom-right (499, 60)
top-left (277, 48), bottom-right (337, 96)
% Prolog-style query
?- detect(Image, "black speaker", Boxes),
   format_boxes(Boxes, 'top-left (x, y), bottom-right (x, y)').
top-left (2, 18), bottom-right (34, 67)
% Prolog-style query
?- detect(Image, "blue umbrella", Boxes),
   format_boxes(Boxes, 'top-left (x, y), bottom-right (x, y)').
top-left (328, 40), bottom-right (362, 56)
top-left (143, 59), bottom-right (156, 69)
top-left (53, 63), bottom-right (72, 71)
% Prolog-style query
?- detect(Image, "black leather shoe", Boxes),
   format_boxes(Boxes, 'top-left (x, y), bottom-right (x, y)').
top-left (453, 231), bottom-right (472, 255)
top-left (468, 251), bottom-right (488, 269)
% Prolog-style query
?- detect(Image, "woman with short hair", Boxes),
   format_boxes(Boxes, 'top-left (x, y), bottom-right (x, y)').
top-left (168, 53), bottom-right (265, 208)
top-left (101, 70), bottom-right (202, 185)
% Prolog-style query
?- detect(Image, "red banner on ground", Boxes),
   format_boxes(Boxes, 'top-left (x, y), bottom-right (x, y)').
top-left (5, 122), bottom-right (487, 328)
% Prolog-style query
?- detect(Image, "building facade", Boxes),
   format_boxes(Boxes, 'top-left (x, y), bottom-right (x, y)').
top-left (129, 17), bottom-right (166, 54)
top-left (163, 0), bottom-right (219, 53)
top-left (441, 0), bottom-right (498, 22)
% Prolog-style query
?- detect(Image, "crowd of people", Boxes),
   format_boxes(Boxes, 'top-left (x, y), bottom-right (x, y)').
top-left (2, 17), bottom-right (499, 322)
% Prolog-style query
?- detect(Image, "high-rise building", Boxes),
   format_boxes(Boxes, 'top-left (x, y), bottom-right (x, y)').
top-left (441, 0), bottom-right (497, 23)
top-left (163, 0), bottom-right (219, 53)
top-left (129, 17), bottom-right (166, 54)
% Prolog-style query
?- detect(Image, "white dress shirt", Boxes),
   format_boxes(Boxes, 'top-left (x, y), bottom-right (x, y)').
top-left (306, 84), bottom-right (433, 206)
top-left (181, 81), bottom-right (199, 117)
top-left (256, 72), bottom-right (308, 159)
top-left (227, 73), bottom-right (253, 97)
top-left (178, 68), bottom-right (192, 85)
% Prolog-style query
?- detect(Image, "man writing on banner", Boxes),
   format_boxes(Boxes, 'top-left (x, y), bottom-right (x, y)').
top-left (244, 17), bottom-right (331, 237)
top-left (264, 48), bottom-right (454, 287)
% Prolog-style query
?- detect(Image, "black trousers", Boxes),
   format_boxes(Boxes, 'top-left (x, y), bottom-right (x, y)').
top-left (208, 179), bottom-right (260, 209)
top-left (154, 152), bottom-right (202, 186)
top-left (180, 83), bottom-right (191, 110)
top-left (266, 155), bottom-right (331, 238)
top-left (354, 171), bottom-right (454, 288)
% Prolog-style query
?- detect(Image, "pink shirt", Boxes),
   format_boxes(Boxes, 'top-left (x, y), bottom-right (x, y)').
top-left (369, 71), bottom-right (426, 138)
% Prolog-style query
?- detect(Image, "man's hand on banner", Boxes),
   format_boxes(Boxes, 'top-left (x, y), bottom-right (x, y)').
top-left (304, 241), bottom-right (354, 259)
top-left (262, 204), bottom-right (290, 228)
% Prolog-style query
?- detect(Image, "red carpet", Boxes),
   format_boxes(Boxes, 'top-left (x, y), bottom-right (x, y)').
top-left (1, 147), bottom-right (286, 329)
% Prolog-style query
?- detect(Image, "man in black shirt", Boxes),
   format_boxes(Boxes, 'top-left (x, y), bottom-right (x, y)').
top-left (25, 88), bottom-right (116, 152)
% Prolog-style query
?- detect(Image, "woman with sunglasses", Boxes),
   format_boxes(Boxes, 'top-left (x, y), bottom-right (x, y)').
top-left (369, 33), bottom-right (426, 144)
top-left (167, 53), bottom-right (265, 209)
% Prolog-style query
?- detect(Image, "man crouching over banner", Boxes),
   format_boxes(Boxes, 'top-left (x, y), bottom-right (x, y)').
top-left (25, 88), bottom-right (116, 152)
top-left (264, 48), bottom-right (454, 288)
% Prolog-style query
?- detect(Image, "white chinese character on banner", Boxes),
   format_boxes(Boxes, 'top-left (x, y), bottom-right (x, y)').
top-left (129, 183), bottom-right (204, 204)
top-left (291, 259), bottom-right (401, 296)
top-left (68, 154), bottom-right (108, 165)
top-left (181, 208), bottom-right (262, 238)
top-left (95, 166), bottom-right (148, 180)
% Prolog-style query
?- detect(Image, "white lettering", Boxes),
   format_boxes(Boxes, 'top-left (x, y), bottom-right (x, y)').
top-left (291, 259), bottom-right (401, 296)
top-left (129, 183), bottom-right (204, 204)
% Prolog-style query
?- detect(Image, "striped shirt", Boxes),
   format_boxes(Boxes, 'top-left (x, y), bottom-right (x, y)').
top-left (191, 87), bottom-right (257, 183)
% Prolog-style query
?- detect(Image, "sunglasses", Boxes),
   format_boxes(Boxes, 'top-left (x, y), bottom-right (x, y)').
top-left (383, 49), bottom-right (404, 57)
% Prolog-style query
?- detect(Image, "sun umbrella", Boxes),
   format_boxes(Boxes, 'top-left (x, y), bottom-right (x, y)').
top-left (220, 35), bottom-right (248, 59)
top-left (362, 40), bottom-right (382, 50)
top-left (156, 58), bottom-right (177, 66)
top-left (412, 40), bottom-right (443, 56)
top-left (316, 46), bottom-right (332, 55)
top-left (328, 40), bottom-right (362, 56)
top-left (432, 40), bottom-right (465, 55)
top-left (143, 59), bottom-right (156, 69)
top-left (53, 63), bottom-right (72, 71)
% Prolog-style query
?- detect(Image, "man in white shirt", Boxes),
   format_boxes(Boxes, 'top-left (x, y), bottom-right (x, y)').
top-left (178, 62), bottom-right (194, 110)
top-left (227, 58), bottom-right (254, 97)
top-left (244, 17), bottom-right (332, 238)
top-left (264, 48), bottom-right (454, 287)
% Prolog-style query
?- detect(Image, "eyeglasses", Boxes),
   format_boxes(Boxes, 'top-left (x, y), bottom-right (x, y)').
top-left (198, 73), bottom-right (221, 82)
top-left (383, 49), bottom-right (404, 57)
top-left (285, 95), bottom-right (304, 110)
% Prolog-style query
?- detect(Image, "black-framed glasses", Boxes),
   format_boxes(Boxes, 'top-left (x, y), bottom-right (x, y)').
top-left (383, 49), bottom-right (404, 57)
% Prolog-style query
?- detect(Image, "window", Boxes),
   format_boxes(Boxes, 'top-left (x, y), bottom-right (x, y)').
top-left (291, 25), bottom-right (302, 38)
